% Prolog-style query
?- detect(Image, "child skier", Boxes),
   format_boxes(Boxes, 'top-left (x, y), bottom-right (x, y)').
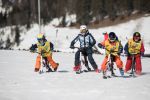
top-left (98, 32), bottom-right (124, 78)
top-left (30, 33), bottom-right (59, 72)
top-left (124, 32), bottom-right (145, 75)
top-left (70, 25), bottom-right (99, 72)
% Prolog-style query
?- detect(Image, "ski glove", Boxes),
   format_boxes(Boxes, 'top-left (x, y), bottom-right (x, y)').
top-left (117, 48), bottom-right (123, 55)
top-left (30, 45), bottom-right (36, 52)
top-left (98, 43), bottom-right (104, 49)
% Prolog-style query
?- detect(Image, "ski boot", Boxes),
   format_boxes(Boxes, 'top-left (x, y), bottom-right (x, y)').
top-left (73, 65), bottom-right (80, 71)
top-left (34, 68), bottom-right (39, 72)
top-left (102, 71), bottom-right (108, 79)
top-left (73, 65), bottom-right (81, 74)
top-left (54, 63), bottom-right (59, 72)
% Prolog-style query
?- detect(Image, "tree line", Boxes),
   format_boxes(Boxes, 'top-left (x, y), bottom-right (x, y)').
top-left (0, 0), bottom-right (150, 28)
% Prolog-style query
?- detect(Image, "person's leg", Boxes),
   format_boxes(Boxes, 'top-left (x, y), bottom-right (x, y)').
top-left (35, 55), bottom-right (41, 72)
top-left (115, 56), bottom-right (123, 69)
top-left (47, 55), bottom-right (59, 71)
top-left (125, 56), bottom-right (132, 72)
top-left (82, 51), bottom-right (91, 71)
top-left (84, 55), bottom-right (91, 71)
top-left (115, 56), bottom-right (124, 76)
top-left (75, 50), bottom-right (80, 66)
top-left (101, 56), bottom-right (108, 78)
top-left (87, 53), bottom-right (98, 70)
top-left (135, 54), bottom-right (142, 75)
top-left (101, 56), bottom-right (108, 71)
top-left (73, 50), bottom-right (81, 71)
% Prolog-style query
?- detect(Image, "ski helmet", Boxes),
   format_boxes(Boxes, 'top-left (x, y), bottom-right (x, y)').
top-left (37, 33), bottom-right (45, 45)
top-left (133, 32), bottom-right (141, 42)
top-left (108, 32), bottom-right (116, 42)
top-left (80, 25), bottom-right (87, 35)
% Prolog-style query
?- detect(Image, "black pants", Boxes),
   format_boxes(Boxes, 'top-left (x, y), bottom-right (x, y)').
top-left (75, 50), bottom-right (98, 70)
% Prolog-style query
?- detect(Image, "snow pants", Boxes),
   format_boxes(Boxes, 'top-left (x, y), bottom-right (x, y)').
top-left (125, 54), bottom-right (142, 75)
top-left (101, 55), bottom-right (123, 71)
top-left (35, 54), bottom-right (58, 72)
top-left (75, 50), bottom-right (98, 70)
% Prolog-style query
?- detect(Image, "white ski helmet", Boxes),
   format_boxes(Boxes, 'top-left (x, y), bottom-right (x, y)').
top-left (80, 25), bottom-right (87, 34)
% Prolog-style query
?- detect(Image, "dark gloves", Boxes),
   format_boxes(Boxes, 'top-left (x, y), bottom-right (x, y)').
top-left (70, 46), bottom-right (75, 49)
top-left (117, 48), bottom-right (123, 55)
top-left (29, 44), bottom-right (36, 52)
top-left (98, 43), bottom-right (104, 49)
top-left (50, 42), bottom-right (54, 51)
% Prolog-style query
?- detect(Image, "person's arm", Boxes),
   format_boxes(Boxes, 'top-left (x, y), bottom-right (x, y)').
top-left (29, 44), bottom-right (37, 52)
top-left (70, 35), bottom-right (79, 48)
top-left (140, 42), bottom-right (145, 56)
top-left (89, 34), bottom-right (96, 47)
top-left (50, 42), bottom-right (54, 51)
top-left (140, 42), bottom-right (145, 53)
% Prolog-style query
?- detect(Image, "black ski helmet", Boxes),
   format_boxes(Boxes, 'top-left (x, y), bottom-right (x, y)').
top-left (109, 32), bottom-right (116, 42)
top-left (133, 32), bottom-right (141, 38)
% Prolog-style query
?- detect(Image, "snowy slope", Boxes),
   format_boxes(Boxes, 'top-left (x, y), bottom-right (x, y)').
top-left (0, 50), bottom-right (150, 100)
top-left (16, 15), bottom-right (150, 54)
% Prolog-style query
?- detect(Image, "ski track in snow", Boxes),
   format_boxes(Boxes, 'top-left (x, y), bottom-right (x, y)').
top-left (0, 50), bottom-right (150, 100)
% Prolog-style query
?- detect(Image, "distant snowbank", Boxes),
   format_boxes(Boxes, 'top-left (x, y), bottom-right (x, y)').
top-left (0, 15), bottom-right (150, 54)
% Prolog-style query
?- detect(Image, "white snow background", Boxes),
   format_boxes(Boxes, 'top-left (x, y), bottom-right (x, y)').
top-left (0, 15), bottom-right (150, 100)
top-left (0, 50), bottom-right (150, 100)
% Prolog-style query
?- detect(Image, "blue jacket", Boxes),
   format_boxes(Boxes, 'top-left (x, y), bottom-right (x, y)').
top-left (70, 32), bottom-right (96, 54)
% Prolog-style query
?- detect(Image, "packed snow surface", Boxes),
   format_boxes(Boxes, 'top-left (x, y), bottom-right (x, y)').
top-left (0, 50), bottom-right (150, 100)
